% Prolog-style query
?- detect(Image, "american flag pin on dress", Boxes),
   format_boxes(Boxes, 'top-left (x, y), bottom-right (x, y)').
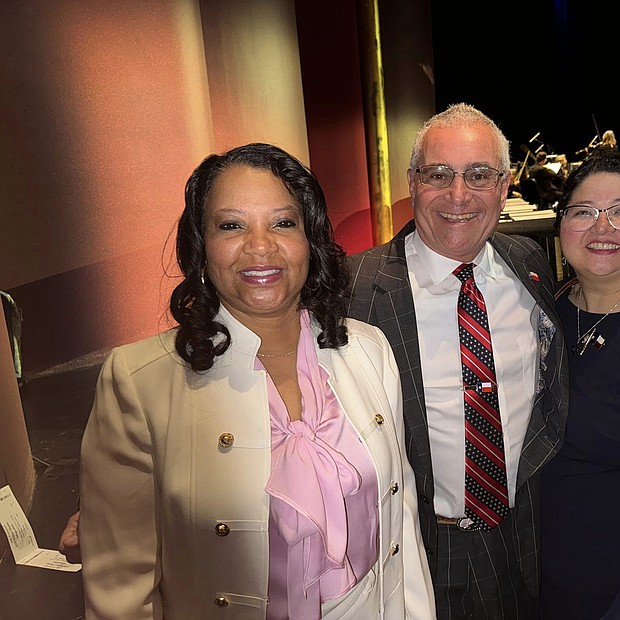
top-left (529, 272), bottom-right (540, 282)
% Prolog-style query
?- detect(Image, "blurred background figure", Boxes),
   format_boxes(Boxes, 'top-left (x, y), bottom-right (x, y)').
top-left (529, 151), bottom-right (564, 209)
top-left (541, 153), bottom-right (620, 620)
top-left (589, 129), bottom-right (618, 158)
top-left (508, 167), bottom-right (523, 199)
top-left (555, 154), bottom-right (573, 182)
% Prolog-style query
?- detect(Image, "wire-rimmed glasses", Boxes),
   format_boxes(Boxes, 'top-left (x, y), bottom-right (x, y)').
top-left (415, 165), bottom-right (505, 190)
top-left (558, 205), bottom-right (620, 231)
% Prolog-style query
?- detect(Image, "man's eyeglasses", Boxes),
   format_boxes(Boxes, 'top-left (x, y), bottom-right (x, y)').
top-left (558, 205), bottom-right (620, 231)
top-left (415, 165), bottom-right (505, 190)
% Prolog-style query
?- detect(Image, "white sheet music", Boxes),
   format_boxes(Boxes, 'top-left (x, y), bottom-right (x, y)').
top-left (0, 485), bottom-right (81, 572)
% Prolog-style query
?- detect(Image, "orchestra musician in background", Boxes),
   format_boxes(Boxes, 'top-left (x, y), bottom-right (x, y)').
top-left (576, 130), bottom-right (618, 159)
top-left (555, 154), bottom-right (572, 181)
top-left (508, 168), bottom-right (523, 199)
top-left (589, 130), bottom-right (618, 158)
top-left (529, 151), bottom-right (564, 209)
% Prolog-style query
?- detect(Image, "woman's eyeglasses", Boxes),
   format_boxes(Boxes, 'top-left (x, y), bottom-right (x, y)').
top-left (558, 205), bottom-right (620, 231)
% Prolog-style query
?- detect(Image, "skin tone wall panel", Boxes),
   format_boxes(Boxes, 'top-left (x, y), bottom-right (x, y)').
top-left (0, 1), bottom-right (212, 289)
top-left (0, 0), bottom-right (213, 371)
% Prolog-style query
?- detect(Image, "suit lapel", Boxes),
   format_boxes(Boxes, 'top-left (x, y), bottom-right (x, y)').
top-left (365, 224), bottom-right (434, 479)
top-left (492, 238), bottom-right (557, 321)
top-left (491, 233), bottom-right (567, 486)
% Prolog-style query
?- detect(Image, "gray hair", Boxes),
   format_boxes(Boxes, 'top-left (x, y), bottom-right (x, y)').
top-left (410, 103), bottom-right (511, 172)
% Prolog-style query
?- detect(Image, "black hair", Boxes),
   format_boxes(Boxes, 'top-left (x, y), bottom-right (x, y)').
top-left (169, 143), bottom-right (349, 372)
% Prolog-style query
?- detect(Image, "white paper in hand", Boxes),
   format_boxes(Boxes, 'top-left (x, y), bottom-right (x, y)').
top-left (0, 484), bottom-right (81, 572)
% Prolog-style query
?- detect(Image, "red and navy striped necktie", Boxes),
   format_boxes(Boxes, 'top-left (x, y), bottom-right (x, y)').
top-left (453, 262), bottom-right (509, 531)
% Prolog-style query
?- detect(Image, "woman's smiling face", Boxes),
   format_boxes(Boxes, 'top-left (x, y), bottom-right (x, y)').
top-left (561, 172), bottom-right (620, 282)
top-left (204, 165), bottom-right (310, 326)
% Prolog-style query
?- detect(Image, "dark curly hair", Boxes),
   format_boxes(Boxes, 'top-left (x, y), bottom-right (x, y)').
top-left (170, 143), bottom-right (349, 372)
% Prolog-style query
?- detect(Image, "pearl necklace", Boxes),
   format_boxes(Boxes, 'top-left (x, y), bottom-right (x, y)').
top-left (573, 286), bottom-right (620, 355)
top-left (256, 349), bottom-right (297, 358)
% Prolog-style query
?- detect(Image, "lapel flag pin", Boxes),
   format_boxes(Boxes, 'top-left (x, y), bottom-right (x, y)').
top-left (529, 272), bottom-right (540, 282)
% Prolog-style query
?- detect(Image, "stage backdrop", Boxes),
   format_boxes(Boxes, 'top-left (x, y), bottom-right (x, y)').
top-left (1, 0), bottom-right (433, 374)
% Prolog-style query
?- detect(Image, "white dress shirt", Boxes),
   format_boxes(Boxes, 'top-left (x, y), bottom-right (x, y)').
top-left (405, 231), bottom-right (538, 517)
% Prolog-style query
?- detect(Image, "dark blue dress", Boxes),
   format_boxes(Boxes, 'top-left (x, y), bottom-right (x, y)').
top-left (541, 293), bottom-right (620, 619)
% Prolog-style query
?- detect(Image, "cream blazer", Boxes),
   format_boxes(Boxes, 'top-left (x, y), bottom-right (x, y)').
top-left (80, 308), bottom-right (435, 619)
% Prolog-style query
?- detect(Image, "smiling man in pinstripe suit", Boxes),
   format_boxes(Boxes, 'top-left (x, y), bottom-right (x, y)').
top-left (347, 103), bottom-right (569, 620)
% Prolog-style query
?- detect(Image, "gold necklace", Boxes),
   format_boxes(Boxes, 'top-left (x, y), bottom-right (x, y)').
top-left (573, 286), bottom-right (620, 355)
top-left (256, 349), bottom-right (297, 358)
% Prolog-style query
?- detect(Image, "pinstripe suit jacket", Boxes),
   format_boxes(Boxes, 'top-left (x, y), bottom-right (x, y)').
top-left (346, 220), bottom-right (569, 596)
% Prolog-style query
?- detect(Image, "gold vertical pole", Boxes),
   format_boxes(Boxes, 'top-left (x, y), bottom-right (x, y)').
top-left (356, 0), bottom-right (393, 245)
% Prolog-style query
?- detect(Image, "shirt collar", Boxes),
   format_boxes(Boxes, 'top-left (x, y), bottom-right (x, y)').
top-left (407, 230), bottom-right (499, 287)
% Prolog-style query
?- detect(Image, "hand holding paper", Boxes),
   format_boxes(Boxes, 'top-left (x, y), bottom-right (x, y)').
top-left (0, 485), bottom-right (81, 572)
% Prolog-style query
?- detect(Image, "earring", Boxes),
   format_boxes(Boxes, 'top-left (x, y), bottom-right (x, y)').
top-left (200, 268), bottom-right (206, 285)
top-left (561, 256), bottom-right (567, 266)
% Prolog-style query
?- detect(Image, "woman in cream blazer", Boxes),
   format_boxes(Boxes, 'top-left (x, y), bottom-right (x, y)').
top-left (79, 143), bottom-right (435, 619)
top-left (80, 309), bottom-right (434, 619)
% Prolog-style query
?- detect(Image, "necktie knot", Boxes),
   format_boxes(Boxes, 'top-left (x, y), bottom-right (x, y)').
top-left (453, 262), bottom-right (475, 284)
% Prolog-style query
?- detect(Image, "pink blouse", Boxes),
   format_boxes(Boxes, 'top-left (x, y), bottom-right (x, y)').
top-left (259, 311), bottom-right (379, 619)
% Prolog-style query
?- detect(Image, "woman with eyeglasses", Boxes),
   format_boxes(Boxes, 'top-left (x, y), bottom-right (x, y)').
top-left (540, 154), bottom-right (620, 620)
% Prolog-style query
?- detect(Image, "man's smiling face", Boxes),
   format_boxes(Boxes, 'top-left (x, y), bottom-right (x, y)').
top-left (408, 123), bottom-right (509, 262)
